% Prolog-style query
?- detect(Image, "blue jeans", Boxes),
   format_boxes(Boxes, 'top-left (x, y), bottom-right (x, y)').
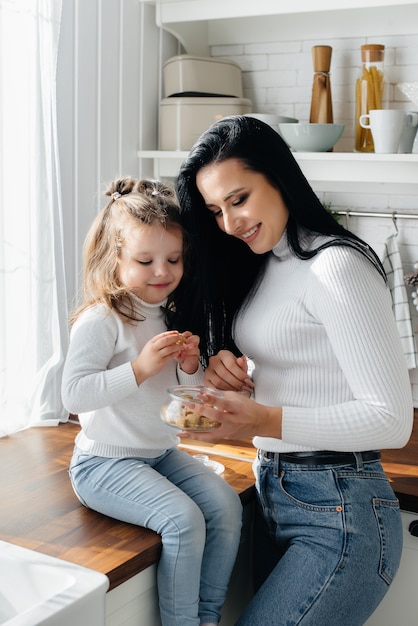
top-left (237, 453), bottom-right (402, 626)
top-left (69, 446), bottom-right (242, 626)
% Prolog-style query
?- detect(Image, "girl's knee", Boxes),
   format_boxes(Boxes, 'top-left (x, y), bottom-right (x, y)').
top-left (169, 498), bottom-right (206, 533)
top-left (220, 488), bottom-right (243, 518)
top-left (210, 490), bottom-right (243, 531)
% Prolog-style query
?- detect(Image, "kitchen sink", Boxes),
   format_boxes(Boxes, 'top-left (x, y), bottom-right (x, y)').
top-left (0, 540), bottom-right (109, 625)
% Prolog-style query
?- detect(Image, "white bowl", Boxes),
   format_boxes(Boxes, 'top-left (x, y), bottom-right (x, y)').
top-left (278, 123), bottom-right (345, 152)
top-left (276, 115), bottom-right (299, 124)
top-left (245, 113), bottom-right (298, 135)
top-left (245, 113), bottom-right (298, 124)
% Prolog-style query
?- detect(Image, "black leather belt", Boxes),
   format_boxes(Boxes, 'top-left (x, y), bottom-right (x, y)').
top-left (259, 450), bottom-right (381, 465)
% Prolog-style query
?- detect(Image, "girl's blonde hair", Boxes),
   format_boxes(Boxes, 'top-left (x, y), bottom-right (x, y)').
top-left (70, 177), bottom-right (187, 324)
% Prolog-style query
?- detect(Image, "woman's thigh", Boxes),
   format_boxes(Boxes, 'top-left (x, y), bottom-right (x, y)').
top-left (239, 459), bottom-right (402, 626)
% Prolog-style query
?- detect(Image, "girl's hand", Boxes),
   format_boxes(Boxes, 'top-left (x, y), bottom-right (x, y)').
top-left (203, 350), bottom-right (254, 394)
top-left (131, 331), bottom-right (192, 384)
top-left (179, 389), bottom-right (282, 442)
top-left (176, 331), bottom-right (201, 375)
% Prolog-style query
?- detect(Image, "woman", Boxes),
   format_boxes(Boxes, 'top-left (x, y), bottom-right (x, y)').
top-left (173, 116), bottom-right (413, 625)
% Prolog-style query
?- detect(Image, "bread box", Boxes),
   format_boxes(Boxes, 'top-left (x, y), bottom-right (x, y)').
top-left (163, 54), bottom-right (243, 98)
top-left (159, 96), bottom-right (253, 150)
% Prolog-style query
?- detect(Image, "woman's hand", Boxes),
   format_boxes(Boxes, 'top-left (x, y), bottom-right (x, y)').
top-left (176, 331), bottom-right (200, 374)
top-left (203, 350), bottom-right (254, 394)
top-left (179, 389), bottom-right (282, 442)
top-left (131, 331), bottom-right (194, 385)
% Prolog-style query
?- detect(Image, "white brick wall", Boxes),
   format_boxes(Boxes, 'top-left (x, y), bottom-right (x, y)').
top-left (212, 34), bottom-right (418, 152)
top-left (213, 35), bottom-right (418, 405)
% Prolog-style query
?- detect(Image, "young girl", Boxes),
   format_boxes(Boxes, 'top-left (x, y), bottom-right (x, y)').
top-left (61, 177), bottom-right (242, 626)
top-left (173, 116), bottom-right (413, 625)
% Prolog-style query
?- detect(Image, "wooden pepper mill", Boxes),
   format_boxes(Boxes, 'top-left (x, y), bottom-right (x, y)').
top-left (310, 45), bottom-right (333, 124)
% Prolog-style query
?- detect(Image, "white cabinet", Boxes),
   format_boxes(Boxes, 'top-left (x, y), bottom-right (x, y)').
top-left (365, 510), bottom-right (418, 626)
top-left (106, 565), bottom-right (161, 626)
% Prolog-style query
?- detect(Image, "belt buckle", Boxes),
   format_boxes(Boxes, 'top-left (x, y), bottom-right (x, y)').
top-left (260, 450), bottom-right (275, 461)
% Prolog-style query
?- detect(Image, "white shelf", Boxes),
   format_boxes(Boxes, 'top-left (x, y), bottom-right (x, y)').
top-left (138, 150), bottom-right (418, 192)
top-left (145, 0), bottom-right (418, 23)
top-left (138, 1), bottom-right (418, 196)
top-left (140, 1), bottom-right (418, 53)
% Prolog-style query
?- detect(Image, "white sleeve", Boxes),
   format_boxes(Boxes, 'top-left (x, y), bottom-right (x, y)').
top-left (282, 246), bottom-right (413, 451)
top-left (61, 309), bottom-right (138, 414)
top-left (176, 363), bottom-right (205, 387)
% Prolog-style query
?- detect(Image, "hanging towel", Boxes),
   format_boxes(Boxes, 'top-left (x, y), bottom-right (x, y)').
top-left (381, 233), bottom-right (418, 369)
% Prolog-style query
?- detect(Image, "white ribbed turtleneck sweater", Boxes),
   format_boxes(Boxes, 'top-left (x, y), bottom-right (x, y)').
top-left (62, 296), bottom-right (203, 458)
top-left (234, 234), bottom-right (413, 453)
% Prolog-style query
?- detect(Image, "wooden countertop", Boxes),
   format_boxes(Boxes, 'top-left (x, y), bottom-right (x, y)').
top-left (0, 422), bottom-right (256, 590)
top-left (1, 412), bottom-right (417, 590)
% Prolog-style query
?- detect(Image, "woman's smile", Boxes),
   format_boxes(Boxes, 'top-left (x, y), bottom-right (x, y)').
top-left (241, 224), bottom-right (260, 241)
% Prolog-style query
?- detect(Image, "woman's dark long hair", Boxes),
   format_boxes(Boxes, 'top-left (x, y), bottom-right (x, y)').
top-left (174, 115), bottom-right (385, 365)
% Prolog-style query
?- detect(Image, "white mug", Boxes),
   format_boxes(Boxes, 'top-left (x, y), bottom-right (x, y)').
top-left (398, 111), bottom-right (418, 153)
top-left (359, 109), bottom-right (406, 153)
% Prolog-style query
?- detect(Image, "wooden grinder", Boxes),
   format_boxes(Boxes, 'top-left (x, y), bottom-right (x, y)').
top-left (310, 45), bottom-right (333, 124)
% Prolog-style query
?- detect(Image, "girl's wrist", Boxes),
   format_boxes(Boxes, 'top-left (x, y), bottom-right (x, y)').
top-left (177, 362), bottom-right (199, 375)
top-left (131, 361), bottom-right (144, 386)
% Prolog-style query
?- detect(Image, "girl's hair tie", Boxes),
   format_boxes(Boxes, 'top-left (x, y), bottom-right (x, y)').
top-left (112, 191), bottom-right (121, 201)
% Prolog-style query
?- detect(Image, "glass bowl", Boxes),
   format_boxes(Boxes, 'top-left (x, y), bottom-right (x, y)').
top-left (161, 385), bottom-right (223, 431)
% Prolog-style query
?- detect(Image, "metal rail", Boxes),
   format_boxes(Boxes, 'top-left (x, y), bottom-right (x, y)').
top-left (335, 210), bottom-right (418, 220)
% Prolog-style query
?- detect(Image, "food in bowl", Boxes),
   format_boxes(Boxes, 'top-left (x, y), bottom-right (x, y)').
top-left (161, 386), bottom-right (223, 431)
top-left (278, 122), bottom-right (345, 152)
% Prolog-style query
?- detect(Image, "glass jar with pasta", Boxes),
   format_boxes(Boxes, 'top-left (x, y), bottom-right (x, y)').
top-left (355, 44), bottom-right (386, 152)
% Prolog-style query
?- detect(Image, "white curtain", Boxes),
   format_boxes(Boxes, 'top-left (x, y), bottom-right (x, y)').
top-left (0, 0), bottom-right (69, 436)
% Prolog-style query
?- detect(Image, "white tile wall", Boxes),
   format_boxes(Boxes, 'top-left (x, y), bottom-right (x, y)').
top-left (213, 35), bottom-right (418, 404)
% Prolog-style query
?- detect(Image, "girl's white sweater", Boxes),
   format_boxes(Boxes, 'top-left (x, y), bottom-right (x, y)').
top-left (235, 234), bottom-right (413, 453)
top-left (61, 297), bottom-right (203, 458)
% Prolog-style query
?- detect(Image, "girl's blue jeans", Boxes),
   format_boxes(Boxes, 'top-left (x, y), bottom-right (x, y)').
top-left (69, 445), bottom-right (242, 626)
top-left (237, 453), bottom-right (403, 626)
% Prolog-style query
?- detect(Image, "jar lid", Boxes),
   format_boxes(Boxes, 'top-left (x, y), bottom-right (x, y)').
top-left (361, 44), bottom-right (385, 63)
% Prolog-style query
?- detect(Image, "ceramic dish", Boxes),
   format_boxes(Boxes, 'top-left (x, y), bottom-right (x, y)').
top-left (205, 460), bottom-right (225, 475)
top-left (278, 122), bottom-right (345, 152)
top-left (192, 454), bottom-right (225, 474)
top-left (161, 385), bottom-right (223, 431)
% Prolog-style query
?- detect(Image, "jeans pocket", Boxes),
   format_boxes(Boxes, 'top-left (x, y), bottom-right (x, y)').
top-left (278, 467), bottom-right (343, 512)
top-left (373, 497), bottom-right (403, 585)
